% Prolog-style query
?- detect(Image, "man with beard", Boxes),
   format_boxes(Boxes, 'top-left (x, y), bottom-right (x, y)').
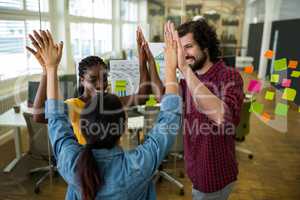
top-left (149, 20), bottom-right (244, 200)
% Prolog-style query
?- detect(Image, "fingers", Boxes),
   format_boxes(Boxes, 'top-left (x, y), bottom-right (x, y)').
top-left (57, 41), bottom-right (64, 60)
top-left (40, 30), bottom-right (49, 47)
top-left (164, 21), bottom-right (173, 48)
top-left (28, 34), bottom-right (42, 52)
top-left (139, 26), bottom-right (146, 42)
top-left (46, 29), bottom-right (54, 46)
top-left (26, 46), bottom-right (37, 55)
top-left (33, 30), bottom-right (45, 48)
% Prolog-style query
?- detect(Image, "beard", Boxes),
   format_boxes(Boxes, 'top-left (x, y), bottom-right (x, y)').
top-left (186, 52), bottom-right (208, 71)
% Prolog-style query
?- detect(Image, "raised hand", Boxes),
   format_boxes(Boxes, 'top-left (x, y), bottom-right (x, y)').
top-left (164, 21), bottom-right (177, 71)
top-left (28, 30), bottom-right (63, 71)
top-left (163, 21), bottom-right (178, 94)
top-left (26, 34), bottom-right (46, 73)
top-left (136, 26), bottom-right (146, 62)
top-left (137, 27), bottom-right (155, 63)
top-left (173, 27), bottom-right (188, 73)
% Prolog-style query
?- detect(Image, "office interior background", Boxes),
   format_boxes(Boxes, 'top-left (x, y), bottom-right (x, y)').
top-left (0, 0), bottom-right (300, 199)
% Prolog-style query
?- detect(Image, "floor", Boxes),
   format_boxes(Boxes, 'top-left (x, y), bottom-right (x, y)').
top-left (0, 71), bottom-right (300, 200)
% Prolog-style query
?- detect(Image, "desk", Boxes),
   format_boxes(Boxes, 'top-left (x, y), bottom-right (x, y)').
top-left (0, 102), bottom-right (31, 173)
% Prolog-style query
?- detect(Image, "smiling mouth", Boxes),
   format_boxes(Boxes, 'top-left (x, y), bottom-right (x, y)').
top-left (186, 58), bottom-right (195, 63)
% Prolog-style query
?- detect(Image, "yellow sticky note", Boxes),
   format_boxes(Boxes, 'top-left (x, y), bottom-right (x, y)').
top-left (115, 80), bottom-right (127, 96)
top-left (146, 95), bottom-right (157, 106)
top-left (270, 74), bottom-right (279, 83)
top-left (282, 88), bottom-right (297, 101)
top-left (291, 71), bottom-right (300, 78)
top-left (274, 58), bottom-right (287, 71)
top-left (265, 91), bottom-right (275, 100)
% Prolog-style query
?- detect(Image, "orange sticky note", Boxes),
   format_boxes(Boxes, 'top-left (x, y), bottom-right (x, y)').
top-left (264, 50), bottom-right (274, 59)
top-left (262, 112), bottom-right (271, 122)
top-left (244, 66), bottom-right (254, 74)
top-left (288, 60), bottom-right (298, 69)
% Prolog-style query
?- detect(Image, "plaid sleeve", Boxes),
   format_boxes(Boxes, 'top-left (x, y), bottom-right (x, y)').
top-left (219, 69), bottom-right (244, 126)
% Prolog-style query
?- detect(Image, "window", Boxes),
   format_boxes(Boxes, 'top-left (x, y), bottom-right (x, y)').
top-left (0, 0), bottom-right (49, 80)
top-left (69, 0), bottom-right (113, 61)
top-left (121, 0), bottom-right (139, 49)
top-left (0, 20), bottom-right (49, 80)
top-left (0, 0), bottom-right (23, 10)
top-left (70, 23), bottom-right (112, 61)
top-left (122, 23), bottom-right (136, 49)
top-left (26, 0), bottom-right (48, 12)
top-left (69, 0), bottom-right (112, 19)
top-left (0, 0), bottom-right (48, 12)
top-left (121, 0), bottom-right (138, 22)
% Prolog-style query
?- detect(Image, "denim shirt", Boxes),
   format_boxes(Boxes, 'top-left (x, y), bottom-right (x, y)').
top-left (45, 94), bottom-right (182, 200)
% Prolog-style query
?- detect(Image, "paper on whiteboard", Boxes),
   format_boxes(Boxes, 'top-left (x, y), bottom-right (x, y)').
top-left (109, 60), bottom-right (140, 96)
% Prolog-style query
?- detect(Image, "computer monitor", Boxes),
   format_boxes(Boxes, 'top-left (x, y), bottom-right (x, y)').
top-left (27, 81), bottom-right (39, 107)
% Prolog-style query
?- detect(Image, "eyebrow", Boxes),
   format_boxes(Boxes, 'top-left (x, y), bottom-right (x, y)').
top-left (88, 75), bottom-right (98, 79)
top-left (184, 43), bottom-right (193, 48)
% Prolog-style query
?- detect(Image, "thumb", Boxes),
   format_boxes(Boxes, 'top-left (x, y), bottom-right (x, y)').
top-left (57, 41), bottom-right (63, 60)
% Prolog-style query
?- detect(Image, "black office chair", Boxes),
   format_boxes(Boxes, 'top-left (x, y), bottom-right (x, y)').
top-left (143, 106), bottom-right (185, 195)
top-left (23, 112), bottom-right (57, 193)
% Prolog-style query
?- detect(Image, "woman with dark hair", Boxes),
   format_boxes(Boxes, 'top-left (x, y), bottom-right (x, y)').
top-left (27, 27), bottom-right (155, 145)
top-left (29, 22), bottom-right (181, 200)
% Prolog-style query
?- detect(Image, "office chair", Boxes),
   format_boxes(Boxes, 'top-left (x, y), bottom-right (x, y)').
top-left (23, 112), bottom-right (57, 194)
top-left (235, 96), bottom-right (254, 159)
top-left (143, 106), bottom-right (185, 195)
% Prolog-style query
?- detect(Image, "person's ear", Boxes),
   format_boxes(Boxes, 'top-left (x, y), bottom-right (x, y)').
top-left (80, 76), bottom-right (85, 85)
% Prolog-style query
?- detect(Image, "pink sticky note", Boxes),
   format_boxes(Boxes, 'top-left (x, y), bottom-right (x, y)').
top-left (281, 79), bottom-right (291, 87)
top-left (247, 80), bottom-right (262, 93)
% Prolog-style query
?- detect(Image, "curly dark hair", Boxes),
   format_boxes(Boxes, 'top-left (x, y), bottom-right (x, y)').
top-left (177, 19), bottom-right (221, 63)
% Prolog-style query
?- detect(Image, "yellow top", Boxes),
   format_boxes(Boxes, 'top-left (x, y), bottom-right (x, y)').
top-left (64, 98), bottom-right (86, 145)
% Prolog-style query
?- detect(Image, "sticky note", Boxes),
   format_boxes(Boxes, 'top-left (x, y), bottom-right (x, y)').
top-left (155, 61), bottom-right (160, 75)
top-left (249, 102), bottom-right (264, 114)
top-left (115, 80), bottom-right (127, 96)
top-left (146, 95), bottom-right (157, 106)
top-left (262, 112), bottom-right (271, 122)
top-left (270, 74), bottom-right (280, 83)
top-left (265, 91), bottom-right (275, 100)
top-left (247, 80), bottom-right (262, 93)
top-left (282, 88), bottom-right (296, 101)
top-left (288, 60), bottom-right (298, 69)
top-left (244, 66), bottom-right (254, 74)
top-left (264, 50), bottom-right (273, 59)
top-left (281, 79), bottom-right (291, 87)
top-left (291, 71), bottom-right (300, 78)
top-left (274, 58), bottom-right (287, 71)
top-left (275, 103), bottom-right (289, 116)
top-left (298, 107), bottom-right (300, 113)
